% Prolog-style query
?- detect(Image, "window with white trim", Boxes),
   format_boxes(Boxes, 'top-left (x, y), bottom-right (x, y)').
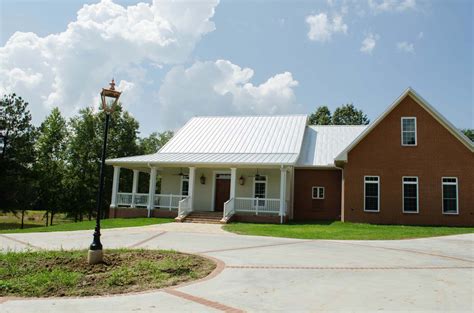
top-left (442, 177), bottom-right (458, 214)
top-left (253, 176), bottom-right (267, 207)
top-left (364, 176), bottom-right (379, 212)
top-left (403, 177), bottom-right (418, 213)
top-left (401, 117), bottom-right (417, 146)
top-left (180, 175), bottom-right (189, 196)
top-left (312, 187), bottom-right (325, 199)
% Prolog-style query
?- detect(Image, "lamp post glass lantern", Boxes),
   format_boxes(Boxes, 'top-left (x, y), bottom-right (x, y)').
top-left (88, 79), bottom-right (121, 265)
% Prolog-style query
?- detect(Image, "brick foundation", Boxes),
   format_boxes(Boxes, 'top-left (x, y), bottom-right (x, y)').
top-left (233, 214), bottom-right (286, 224)
top-left (109, 207), bottom-right (178, 219)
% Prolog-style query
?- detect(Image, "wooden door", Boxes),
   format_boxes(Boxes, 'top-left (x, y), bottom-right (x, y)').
top-left (214, 178), bottom-right (230, 211)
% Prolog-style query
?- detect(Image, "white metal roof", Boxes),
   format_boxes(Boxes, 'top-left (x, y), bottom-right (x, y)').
top-left (297, 125), bottom-right (368, 167)
top-left (107, 115), bottom-right (308, 166)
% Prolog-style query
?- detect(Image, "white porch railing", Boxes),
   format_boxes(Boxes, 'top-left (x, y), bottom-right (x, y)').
top-left (134, 193), bottom-right (149, 207)
top-left (234, 197), bottom-right (280, 215)
top-left (117, 192), bottom-right (133, 206)
top-left (178, 196), bottom-right (192, 218)
top-left (117, 192), bottom-right (183, 209)
top-left (117, 192), bottom-right (150, 207)
top-left (222, 198), bottom-right (235, 221)
top-left (154, 194), bottom-right (185, 211)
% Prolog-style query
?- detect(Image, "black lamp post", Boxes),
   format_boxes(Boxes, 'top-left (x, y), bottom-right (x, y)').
top-left (88, 79), bottom-right (121, 264)
top-left (0, 107), bottom-right (6, 157)
top-left (0, 131), bottom-right (5, 157)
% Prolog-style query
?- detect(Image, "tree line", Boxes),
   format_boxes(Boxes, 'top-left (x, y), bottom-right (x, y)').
top-left (0, 94), bottom-right (173, 227)
top-left (308, 103), bottom-right (474, 142)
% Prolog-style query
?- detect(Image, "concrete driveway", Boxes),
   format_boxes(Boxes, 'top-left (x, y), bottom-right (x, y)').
top-left (0, 223), bottom-right (473, 313)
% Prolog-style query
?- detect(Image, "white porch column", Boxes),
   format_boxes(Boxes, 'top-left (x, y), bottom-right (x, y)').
top-left (147, 167), bottom-right (157, 217)
top-left (188, 167), bottom-right (196, 211)
top-left (110, 166), bottom-right (121, 208)
top-left (279, 167), bottom-right (287, 224)
top-left (131, 169), bottom-right (139, 207)
top-left (230, 168), bottom-right (237, 200)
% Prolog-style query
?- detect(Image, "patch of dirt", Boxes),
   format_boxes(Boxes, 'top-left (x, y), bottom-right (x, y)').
top-left (0, 249), bottom-right (216, 298)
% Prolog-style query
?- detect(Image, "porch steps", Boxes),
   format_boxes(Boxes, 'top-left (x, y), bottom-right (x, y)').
top-left (182, 211), bottom-right (223, 224)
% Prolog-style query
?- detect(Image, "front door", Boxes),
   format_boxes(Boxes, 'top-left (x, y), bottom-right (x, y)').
top-left (214, 175), bottom-right (231, 211)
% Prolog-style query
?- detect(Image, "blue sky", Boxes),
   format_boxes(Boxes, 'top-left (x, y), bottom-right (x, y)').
top-left (0, 0), bottom-right (472, 135)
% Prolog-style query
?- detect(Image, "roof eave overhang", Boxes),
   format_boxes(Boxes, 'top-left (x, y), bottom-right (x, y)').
top-left (105, 160), bottom-right (296, 169)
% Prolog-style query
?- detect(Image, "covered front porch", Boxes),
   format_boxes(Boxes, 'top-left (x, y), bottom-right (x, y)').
top-left (109, 165), bottom-right (292, 223)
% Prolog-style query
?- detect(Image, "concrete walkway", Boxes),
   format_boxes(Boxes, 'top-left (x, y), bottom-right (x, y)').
top-left (0, 223), bottom-right (473, 312)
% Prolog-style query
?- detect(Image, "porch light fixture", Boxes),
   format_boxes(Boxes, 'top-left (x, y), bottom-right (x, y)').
top-left (88, 79), bottom-right (121, 265)
top-left (200, 174), bottom-right (206, 185)
top-left (239, 175), bottom-right (245, 185)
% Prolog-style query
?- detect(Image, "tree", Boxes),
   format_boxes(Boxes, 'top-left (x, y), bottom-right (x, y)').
top-left (139, 131), bottom-right (174, 154)
top-left (137, 130), bottom-right (174, 193)
top-left (65, 104), bottom-right (141, 220)
top-left (66, 108), bottom-right (99, 221)
top-left (0, 94), bottom-right (37, 227)
top-left (101, 106), bottom-right (141, 217)
top-left (35, 108), bottom-right (68, 226)
top-left (309, 103), bottom-right (370, 126)
top-left (332, 103), bottom-right (370, 125)
top-left (461, 129), bottom-right (474, 142)
top-left (308, 106), bottom-right (332, 125)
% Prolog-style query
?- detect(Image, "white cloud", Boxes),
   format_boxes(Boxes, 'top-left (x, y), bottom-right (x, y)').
top-left (418, 31), bottom-right (424, 39)
top-left (397, 41), bottom-right (415, 53)
top-left (368, 0), bottom-right (416, 13)
top-left (0, 0), bottom-right (219, 123)
top-left (157, 60), bottom-right (302, 130)
top-left (306, 13), bottom-right (348, 42)
top-left (360, 33), bottom-right (378, 54)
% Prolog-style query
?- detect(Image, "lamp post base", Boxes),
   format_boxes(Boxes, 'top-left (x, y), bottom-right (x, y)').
top-left (87, 249), bottom-right (103, 264)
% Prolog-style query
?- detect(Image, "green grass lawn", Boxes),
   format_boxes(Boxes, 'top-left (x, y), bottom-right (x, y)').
top-left (223, 221), bottom-right (474, 240)
top-left (0, 249), bottom-right (215, 297)
top-left (0, 218), bottom-right (174, 234)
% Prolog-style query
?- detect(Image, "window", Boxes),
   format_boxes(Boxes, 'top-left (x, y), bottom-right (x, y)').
top-left (253, 176), bottom-right (267, 207)
top-left (403, 177), bottom-right (418, 213)
top-left (364, 176), bottom-right (380, 212)
top-left (442, 177), bottom-right (458, 214)
top-left (180, 175), bottom-right (189, 196)
top-left (401, 117), bottom-right (417, 146)
top-left (312, 187), bottom-right (325, 199)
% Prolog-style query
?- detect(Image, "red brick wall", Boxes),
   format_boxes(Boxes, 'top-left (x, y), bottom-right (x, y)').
top-left (343, 94), bottom-right (474, 226)
top-left (109, 207), bottom-right (177, 218)
top-left (293, 169), bottom-right (342, 221)
top-left (233, 214), bottom-right (284, 224)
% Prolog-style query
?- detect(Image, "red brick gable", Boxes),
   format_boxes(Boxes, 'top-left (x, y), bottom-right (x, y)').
top-left (342, 93), bottom-right (474, 226)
